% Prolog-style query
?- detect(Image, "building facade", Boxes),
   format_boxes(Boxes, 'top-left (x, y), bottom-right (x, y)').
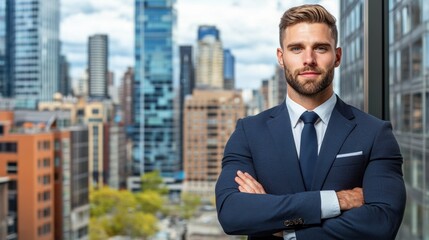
top-left (54, 127), bottom-right (89, 240)
top-left (134, 0), bottom-right (179, 178)
top-left (388, 0), bottom-right (429, 239)
top-left (88, 34), bottom-right (108, 99)
top-left (196, 25), bottom-right (224, 89)
top-left (6, 0), bottom-right (60, 109)
top-left (339, 0), bottom-right (429, 239)
top-left (339, 0), bottom-right (364, 109)
top-left (183, 89), bottom-right (245, 201)
top-left (0, 121), bottom-right (55, 240)
top-left (0, 176), bottom-right (8, 240)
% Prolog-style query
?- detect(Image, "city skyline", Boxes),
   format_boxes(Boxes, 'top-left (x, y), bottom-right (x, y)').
top-left (60, 0), bottom-right (338, 90)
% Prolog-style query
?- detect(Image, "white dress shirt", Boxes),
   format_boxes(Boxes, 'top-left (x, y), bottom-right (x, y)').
top-left (283, 93), bottom-right (340, 240)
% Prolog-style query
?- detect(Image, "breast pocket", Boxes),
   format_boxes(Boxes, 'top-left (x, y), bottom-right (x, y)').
top-left (332, 154), bottom-right (365, 167)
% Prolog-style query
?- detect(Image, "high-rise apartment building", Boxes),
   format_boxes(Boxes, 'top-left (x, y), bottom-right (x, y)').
top-left (134, 0), bottom-right (179, 178)
top-left (183, 89), bottom-right (245, 200)
top-left (88, 34), bottom-right (108, 99)
top-left (223, 49), bottom-right (235, 90)
top-left (6, 0), bottom-right (60, 109)
top-left (120, 67), bottom-right (134, 126)
top-left (196, 25), bottom-right (224, 89)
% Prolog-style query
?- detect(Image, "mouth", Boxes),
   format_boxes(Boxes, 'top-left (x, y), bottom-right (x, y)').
top-left (298, 71), bottom-right (321, 77)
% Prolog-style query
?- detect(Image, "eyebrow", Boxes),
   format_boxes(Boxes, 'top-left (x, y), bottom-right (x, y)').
top-left (286, 42), bottom-right (333, 49)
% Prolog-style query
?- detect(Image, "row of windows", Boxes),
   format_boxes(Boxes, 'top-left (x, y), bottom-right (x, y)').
top-left (38, 190), bottom-right (50, 202)
top-left (38, 175), bottom-right (51, 185)
top-left (37, 207), bottom-right (50, 219)
top-left (37, 158), bottom-right (50, 168)
top-left (38, 222), bottom-right (51, 236)
top-left (0, 142), bottom-right (17, 152)
top-left (38, 140), bottom-right (50, 150)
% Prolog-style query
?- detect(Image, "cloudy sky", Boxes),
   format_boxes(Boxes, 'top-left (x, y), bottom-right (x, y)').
top-left (60, 0), bottom-right (339, 90)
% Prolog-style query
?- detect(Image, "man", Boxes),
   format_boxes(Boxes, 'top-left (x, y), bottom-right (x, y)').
top-left (215, 4), bottom-right (406, 240)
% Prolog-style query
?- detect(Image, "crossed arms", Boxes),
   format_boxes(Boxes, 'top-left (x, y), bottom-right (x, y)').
top-left (215, 119), bottom-right (406, 239)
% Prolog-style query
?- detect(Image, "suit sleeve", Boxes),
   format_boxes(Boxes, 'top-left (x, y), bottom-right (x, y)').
top-left (296, 122), bottom-right (406, 240)
top-left (216, 119), bottom-right (323, 236)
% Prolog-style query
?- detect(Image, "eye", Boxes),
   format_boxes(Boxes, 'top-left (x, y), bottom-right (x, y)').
top-left (315, 46), bottom-right (328, 53)
top-left (290, 46), bottom-right (302, 53)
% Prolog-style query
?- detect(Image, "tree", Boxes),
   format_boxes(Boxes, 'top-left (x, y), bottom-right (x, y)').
top-left (180, 192), bottom-right (201, 219)
top-left (140, 170), bottom-right (168, 195)
top-left (89, 186), bottom-right (159, 239)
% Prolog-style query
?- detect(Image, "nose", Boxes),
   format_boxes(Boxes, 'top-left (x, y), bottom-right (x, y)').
top-left (303, 49), bottom-right (316, 66)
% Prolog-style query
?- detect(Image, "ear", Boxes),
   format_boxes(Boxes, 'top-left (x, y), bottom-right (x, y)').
top-left (277, 48), bottom-right (284, 67)
top-left (334, 47), bottom-right (342, 67)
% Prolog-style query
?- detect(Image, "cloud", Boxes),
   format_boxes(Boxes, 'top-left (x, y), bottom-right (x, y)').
top-left (61, 0), bottom-right (339, 88)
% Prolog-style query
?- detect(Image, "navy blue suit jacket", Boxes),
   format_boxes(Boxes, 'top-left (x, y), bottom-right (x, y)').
top-left (215, 96), bottom-right (406, 239)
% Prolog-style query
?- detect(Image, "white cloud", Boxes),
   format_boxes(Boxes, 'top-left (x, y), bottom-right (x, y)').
top-left (61, 0), bottom-right (339, 89)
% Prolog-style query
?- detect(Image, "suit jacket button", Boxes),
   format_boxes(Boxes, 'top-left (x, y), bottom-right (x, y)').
top-left (297, 218), bottom-right (304, 224)
top-left (284, 220), bottom-right (292, 227)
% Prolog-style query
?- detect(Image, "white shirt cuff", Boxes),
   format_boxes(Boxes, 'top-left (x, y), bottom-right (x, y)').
top-left (320, 190), bottom-right (341, 219)
top-left (283, 230), bottom-right (296, 240)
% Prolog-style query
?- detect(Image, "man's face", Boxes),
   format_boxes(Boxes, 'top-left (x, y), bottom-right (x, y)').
top-left (277, 22), bottom-right (341, 97)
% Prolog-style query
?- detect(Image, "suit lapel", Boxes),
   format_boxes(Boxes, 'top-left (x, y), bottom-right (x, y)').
top-left (267, 103), bottom-right (306, 192)
top-left (311, 97), bottom-right (357, 190)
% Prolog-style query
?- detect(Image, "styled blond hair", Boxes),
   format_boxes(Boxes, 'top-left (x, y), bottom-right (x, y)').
top-left (279, 4), bottom-right (338, 47)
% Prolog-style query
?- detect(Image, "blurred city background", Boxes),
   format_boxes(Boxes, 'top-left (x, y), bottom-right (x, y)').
top-left (0, 0), bottom-right (427, 239)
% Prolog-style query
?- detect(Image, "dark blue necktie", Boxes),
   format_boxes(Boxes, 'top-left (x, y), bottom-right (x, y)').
top-left (300, 111), bottom-right (319, 190)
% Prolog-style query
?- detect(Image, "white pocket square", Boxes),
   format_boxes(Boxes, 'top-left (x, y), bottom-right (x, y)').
top-left (336, 151), bottom-right (363, 158)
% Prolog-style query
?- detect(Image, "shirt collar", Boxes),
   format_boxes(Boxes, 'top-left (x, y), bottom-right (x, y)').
top-left (285, 93), bottom-right (337, 128)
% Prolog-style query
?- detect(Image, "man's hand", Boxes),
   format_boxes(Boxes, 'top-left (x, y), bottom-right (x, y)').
top-left (336, 187), bottom-right (364, 211)
top-left (235, 170), bottom-right (266, 194)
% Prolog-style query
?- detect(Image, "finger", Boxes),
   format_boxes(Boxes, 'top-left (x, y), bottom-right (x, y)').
top-left (244, 172), bottom-right (266, 193)
top-left (235, 176), bottom-right (255, 193)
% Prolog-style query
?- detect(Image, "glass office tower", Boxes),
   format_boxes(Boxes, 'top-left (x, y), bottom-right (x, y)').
top-left (7, 0), bottom-right (60, 109)
top-left (134, 0), bottom-right (178, 177)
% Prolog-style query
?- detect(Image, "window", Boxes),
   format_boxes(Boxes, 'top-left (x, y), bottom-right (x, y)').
top-left (412, 38), bottom-right (422, 78)
top-left (92, 108), bottom-right (100, 114)
top-left (7, 162), bottom-right (17, 174)
top-left (0, 142), bottom-right (18, 152)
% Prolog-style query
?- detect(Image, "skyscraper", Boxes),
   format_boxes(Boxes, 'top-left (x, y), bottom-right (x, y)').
top-left (223, 49), bottom-right (235, 90)
top-left (59, 55), bottom-right (71, 96)
top-left (196, 25), bottom-right (224, 89)
top-left (134, 0), bottom-right (178, 178)
top-left (7, 0), bottom-right (60, 109)
top-left (88, 34), bottom-right (108, 99)
top-left (179, 45), bottom-right (194, 170)
top-left (0, 0), bottom-right (6, 97)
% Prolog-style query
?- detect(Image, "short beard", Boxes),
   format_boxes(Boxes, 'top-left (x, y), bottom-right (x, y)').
top-left (284, 65), bottom-right (334, 97)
